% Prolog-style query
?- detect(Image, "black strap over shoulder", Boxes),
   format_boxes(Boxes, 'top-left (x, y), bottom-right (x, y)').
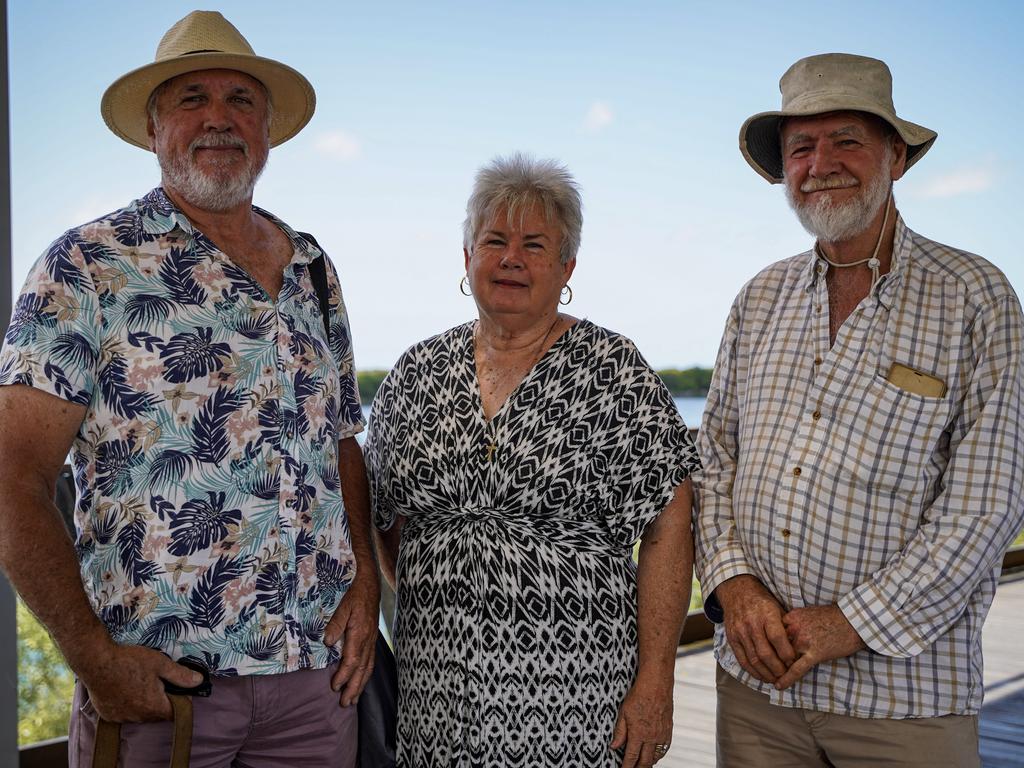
top-left (298, 231), bottom-right (331, 343)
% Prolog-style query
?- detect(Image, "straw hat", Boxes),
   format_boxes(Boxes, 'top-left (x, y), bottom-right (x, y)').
top-left (739, 53), bottom-right (936, 183)
top-left (101, 11), bottom-right (315, 150)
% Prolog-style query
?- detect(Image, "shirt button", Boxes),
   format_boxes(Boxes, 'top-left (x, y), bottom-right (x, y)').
top-left (793, 467), bottom-right (802, 477)
top-left (286, 431), bottom-right (294, 440)
top-left (816, 305), bottom-right (822, 314)
top-left (814, 356), bottom-right (823, 366)
top-left (812, 410), bottom-right (821, 421)
top-left (282, 563), bottom-right (290, 572)
top-left (781, 528), bottom-right (792, 538)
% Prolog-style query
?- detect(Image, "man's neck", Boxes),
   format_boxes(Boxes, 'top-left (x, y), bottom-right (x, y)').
top-left (817, 200), bottom-right (899, 274)
top-left (162, 183), bottom-right (259, 244)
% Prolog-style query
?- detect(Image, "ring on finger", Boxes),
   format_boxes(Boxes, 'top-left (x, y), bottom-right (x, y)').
top-left (654, 743), bottom-right (670, 756)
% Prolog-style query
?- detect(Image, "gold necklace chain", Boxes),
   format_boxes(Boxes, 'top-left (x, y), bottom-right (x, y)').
top-left (477, 314), bottom-right (561, 463)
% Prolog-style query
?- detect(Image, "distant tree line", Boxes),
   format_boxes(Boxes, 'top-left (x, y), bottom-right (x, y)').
top-left (356, 366), bottom-right (712, 404)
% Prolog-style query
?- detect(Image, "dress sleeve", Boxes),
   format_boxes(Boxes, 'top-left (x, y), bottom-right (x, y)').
top-left (364, 365), bottom-right (400, 531)
top-left (0, 231), bottom-right (102, 404)
top-left (599, 340), bottom-right (701, 546)
top-left (323, 257), bottom-right (365, 440)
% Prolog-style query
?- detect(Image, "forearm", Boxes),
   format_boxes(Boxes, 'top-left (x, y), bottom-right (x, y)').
top-left (635, 482), bottom-right (693, 685)
top-left (0, 478), bottom-right (113, 674)
top-left (337, 437), bottom-right (380, 592)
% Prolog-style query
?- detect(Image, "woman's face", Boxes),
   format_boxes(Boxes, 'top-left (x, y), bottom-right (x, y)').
top-left (465, 203), bottom-right (575, 324)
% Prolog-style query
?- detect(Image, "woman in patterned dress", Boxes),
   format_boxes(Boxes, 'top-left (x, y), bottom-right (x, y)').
top-left (365, 154), bottom-right (700, 768)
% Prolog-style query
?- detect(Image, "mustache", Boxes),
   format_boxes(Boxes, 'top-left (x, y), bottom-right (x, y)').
top-left (189, 133), bottom-right (249, 155)
top-left (800, 175), bottom-right (859, 193)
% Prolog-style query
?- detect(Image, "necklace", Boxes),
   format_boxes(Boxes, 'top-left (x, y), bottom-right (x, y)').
top-left (476, 315), bottom-right (562, 463)
top-left (816, 190), bottom-right (893, 292)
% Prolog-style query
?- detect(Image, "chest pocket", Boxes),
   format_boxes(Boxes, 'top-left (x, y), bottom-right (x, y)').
top-left (839, 374), bottom-right (950, 497)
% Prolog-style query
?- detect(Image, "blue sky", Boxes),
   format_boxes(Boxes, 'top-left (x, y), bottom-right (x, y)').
top-left (8, 0), bottom-right (1024, 368)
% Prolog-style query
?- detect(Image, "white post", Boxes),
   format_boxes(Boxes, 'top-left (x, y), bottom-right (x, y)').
top-left (0, 0), bottom-right (21, 761)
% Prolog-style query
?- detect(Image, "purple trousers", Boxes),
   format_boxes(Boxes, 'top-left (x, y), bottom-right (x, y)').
top-left (69, 665), bottom-right (357, 768)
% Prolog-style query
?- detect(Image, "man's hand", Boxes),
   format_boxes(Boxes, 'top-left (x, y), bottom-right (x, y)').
top-left (609, 675), bottom-right (674, 768)
top-left (78, 643), bottom-right (203, 723)
top-left (775, 604), bottom-right (866, 689)
top-left (715, 575), bottom-right (796, 684)
top-left (324, 574), bottom-right (380, 706)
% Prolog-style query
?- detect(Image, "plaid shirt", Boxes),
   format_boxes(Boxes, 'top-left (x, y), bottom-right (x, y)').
top-left (694, 216), bottom-right (1024, 718)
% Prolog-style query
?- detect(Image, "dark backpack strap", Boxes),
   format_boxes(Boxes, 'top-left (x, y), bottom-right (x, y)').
top-left (298, 231), bottom-right (331, 343)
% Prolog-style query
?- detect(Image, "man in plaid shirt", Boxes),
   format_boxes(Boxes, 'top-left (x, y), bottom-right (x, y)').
top-left (695, 53), bottom-right (1024, 766)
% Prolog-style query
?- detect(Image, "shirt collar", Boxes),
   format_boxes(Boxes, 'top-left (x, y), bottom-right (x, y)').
top-left (801, 214), bottom-right (911, 310)
top-left (138, 188), bottom-right (323, 266)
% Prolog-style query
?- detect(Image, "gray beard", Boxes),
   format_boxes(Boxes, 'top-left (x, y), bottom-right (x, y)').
top-left (785, 159), bottom-right (892, 244)
top-left (159, 139), bottom-right (268, 213)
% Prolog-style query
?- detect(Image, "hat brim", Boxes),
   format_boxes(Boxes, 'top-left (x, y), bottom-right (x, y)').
top-left (739, 105), bottom-right (937, 184)
top-left (101, 52), bottom-right (316, 150)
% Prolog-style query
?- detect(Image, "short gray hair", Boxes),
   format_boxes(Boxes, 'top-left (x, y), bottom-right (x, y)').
top-left (463, 153), bottom-right (583, 265)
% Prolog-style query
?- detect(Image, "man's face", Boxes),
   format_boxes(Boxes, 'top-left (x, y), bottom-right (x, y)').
top-left (781, 111), bottom-right (906, 243)
top-left (147, 69), bottom-right (271, 212)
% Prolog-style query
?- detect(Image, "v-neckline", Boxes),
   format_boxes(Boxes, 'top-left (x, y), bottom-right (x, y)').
top-left (469, 319), bottom-right (584, 426)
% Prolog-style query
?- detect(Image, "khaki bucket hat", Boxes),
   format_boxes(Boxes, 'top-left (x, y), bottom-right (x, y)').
top-left (101, 10), bottom-right (315, 150)
top-left (739, 53), bottom-right (936, 183)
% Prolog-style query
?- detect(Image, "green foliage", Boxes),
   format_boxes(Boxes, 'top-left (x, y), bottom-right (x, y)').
top-left (656, 367), bottom-right (713, 397)
top-left (357, 367), bottom-right (713, 404)
top-left (357, 369), bottom-right (389, 405)
top-left (17, 599), bottom-right (74, 745)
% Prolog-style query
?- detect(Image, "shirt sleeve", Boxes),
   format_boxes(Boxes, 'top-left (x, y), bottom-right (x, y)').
top-left (323, 257), bottom-right (365, 440)
top-left (0, 231), bottom-right (102, 404)
top-left (600, 339), bottom-right (702, 546)
top-left (839, 293), bottom-right (1024, 657)
top-left (693, 298), bottom-right (757, 617)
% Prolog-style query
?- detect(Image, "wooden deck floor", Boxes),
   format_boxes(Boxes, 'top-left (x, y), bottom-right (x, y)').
top-left (662, 573), bottom-right (1024, 767)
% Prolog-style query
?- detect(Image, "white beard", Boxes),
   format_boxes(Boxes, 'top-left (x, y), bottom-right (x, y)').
top-left (785, 147), bottom-right (893, 243)
top-left (159, 133), bottom-right (268, 213)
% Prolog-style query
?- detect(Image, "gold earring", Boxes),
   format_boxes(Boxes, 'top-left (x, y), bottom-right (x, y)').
top-left (559, 284), bottom-right (573, 305)
top-left (459, 276), bottom-right (472, 296)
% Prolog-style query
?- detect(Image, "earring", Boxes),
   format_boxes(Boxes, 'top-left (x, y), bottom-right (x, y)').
top-left (559, 284), bottom-right (573, 305)
top-left (459, 276), bottom-right (472, 296)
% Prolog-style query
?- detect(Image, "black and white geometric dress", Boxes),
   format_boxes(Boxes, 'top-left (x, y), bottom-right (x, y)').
top-left (364, 319), bottom-right (701, 767)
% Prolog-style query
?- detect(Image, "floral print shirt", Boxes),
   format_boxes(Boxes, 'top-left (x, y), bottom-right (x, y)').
top-left (0, 188), bottom-right (364, 675)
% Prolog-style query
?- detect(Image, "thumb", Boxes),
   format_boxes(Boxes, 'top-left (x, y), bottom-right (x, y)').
top-left (161, 658), bottom-right (204, 688)
top-left (609, 713), bottom-right (627, 749)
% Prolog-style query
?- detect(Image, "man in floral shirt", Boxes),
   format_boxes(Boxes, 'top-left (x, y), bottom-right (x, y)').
top-left (0, 12), bottom-right (378, 766)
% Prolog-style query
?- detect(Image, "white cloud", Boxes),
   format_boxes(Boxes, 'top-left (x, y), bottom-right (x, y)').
top-left (915, 166), bottom-right (995, 199)
top-left (583, 101), bottom-right (614, 132)
top-left (313, 131), bottom-right (361, 161)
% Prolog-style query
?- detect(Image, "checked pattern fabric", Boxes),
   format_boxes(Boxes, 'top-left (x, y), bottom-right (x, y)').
top-left (365, 319), bottom-right (700, 767)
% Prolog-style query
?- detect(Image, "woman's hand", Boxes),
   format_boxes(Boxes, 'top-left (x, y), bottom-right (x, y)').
top-left (609, 675), bottom-right (674, 767)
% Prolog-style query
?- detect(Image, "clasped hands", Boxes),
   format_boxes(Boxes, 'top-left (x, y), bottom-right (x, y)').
top-left (716, 575), bottom-right (866, 689)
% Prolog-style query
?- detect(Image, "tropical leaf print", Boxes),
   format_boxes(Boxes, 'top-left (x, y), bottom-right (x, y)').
top-left (116, 513), bottom-right (159, 586)
top-left (140, 615), bottom-right (190, 648)
top-left (52, 332), bottom-right (98, 371)
top-left (219, 261), bottom-right (265, 300)
top-left (109, 207), bottom-right (164, 246)
top-left (98, 354), bottom-right (158, 418)
top-left (149, 494), bottom-right (174, 522)
top-left (192, 387), bottom-right (243, 464)
top-left (315, 551), bottom-right (351, 607)
top-left (169, 491), bottom-right (242, 557)
top-left (243, 626), bottom-right (285, 661)
top-left (100, 604), bottom-right (140, 637)
top-left (187, 556), bottom-right (241, 630)
top-left (96, 439), bottom-right (144, 496)
top-left (125, 295), bottom-right (174, 328)
top-left (160, 327), bottom-right (231, 383)
top-left (43, 361), bottom-right (88, 403)
top-left (5, 294), bottom-right (55, 345)
top-left (233, 312), bottom-right (275, 340)
top-left (149, 450), bottom-right (194, 487)
top-left (158, 250), bottom-right (206, 306)
top-left (254, 563), bottom-right (298, 615)
top-left (42, 234), bottom-right (87, 287)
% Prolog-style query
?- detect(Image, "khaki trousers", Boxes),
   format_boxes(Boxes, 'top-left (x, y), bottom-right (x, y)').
top-left (716, 665), bottom-right (980, 768)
